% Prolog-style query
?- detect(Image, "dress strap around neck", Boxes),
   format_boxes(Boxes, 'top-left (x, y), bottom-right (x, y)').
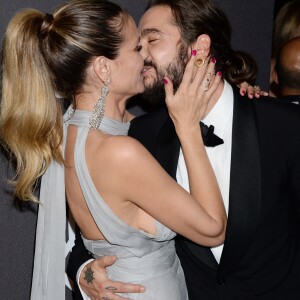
top-left (64, 107), bottom-right (130, 136)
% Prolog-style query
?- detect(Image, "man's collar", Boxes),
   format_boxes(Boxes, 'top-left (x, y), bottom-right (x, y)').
top-left (202, 80), bottom-right (234, 138)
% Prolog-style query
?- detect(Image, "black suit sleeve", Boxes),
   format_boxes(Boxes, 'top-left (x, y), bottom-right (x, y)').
top-left (66, 226), bottom-right (94, 299)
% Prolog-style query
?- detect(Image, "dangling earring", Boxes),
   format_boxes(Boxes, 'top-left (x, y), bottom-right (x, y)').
top-left (89, 78), bottom-right (110, 131)
top-left (194, 57), bottom-right (205, 68)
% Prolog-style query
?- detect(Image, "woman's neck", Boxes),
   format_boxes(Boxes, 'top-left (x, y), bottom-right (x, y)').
top-left (75, 90), bottom-right (128, 122)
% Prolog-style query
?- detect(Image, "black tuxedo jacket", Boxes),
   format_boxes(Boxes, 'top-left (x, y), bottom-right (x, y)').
top-left (128, 87), bottom-right (300, 300)
top-left (68, 87), bottom-right (300, 300)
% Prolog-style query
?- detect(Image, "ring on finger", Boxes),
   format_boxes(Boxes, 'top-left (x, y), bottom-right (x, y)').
top-left (201, 79), bottom-right (210, 91)
top-left (195, 58), bottom-right (205, 68)
top-left (253, 85), bottom-right (261, 94)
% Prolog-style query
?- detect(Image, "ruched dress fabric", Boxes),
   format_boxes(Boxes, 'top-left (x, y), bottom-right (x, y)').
top-left (66, 109), bottom-right (188, 300)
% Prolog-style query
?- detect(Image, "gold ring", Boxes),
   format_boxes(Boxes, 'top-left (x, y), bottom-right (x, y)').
top-left (195, 58), bottom-right (205, 68)
top-left (201, 79), bottom-right (210, 91)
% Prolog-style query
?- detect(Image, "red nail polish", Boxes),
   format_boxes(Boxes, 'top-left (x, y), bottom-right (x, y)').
top-left (163, 78), bottom-right (168, 84)
top-left (192, 50), bottom-right (197, 56)
top-left (250, 93), bottom-right (253, 96)
top-left (217, 71), bottom-right (222, 76)
top-left (242, 90), bottom-right (246, 95)
top-left (211, 57), bottom-right (216, 63)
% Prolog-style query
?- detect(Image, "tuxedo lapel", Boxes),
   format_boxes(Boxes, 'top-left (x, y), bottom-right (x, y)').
top-left (155, 111), bottom-right (181, 179)
top-left (218, 88), bottom-right (261, 277)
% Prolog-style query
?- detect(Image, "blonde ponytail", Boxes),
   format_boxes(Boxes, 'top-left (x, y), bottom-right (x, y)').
top-left (0, 10), bottom-right (63, 202)
top-left (1, 0), bottom-right (127, 201)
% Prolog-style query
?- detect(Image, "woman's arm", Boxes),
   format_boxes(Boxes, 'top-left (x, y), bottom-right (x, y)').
top-left (108, 54), bottom-right (226, 246)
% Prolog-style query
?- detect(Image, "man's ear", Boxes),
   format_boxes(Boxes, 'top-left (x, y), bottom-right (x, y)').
top-left (194, 34), bottom-right (211, 58)
top-left (92, 56), bottom-right (111, 84)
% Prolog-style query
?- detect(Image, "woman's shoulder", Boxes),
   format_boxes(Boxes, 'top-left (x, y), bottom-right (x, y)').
top-left (93, 134), bottom-right (151, 167)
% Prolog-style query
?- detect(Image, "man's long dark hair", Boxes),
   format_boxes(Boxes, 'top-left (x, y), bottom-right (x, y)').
top-left (146, 0), bottom-right (257, 85)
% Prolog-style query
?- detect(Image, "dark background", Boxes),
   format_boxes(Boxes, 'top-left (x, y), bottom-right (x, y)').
top-left (1, 0), bottom-right (280, 90)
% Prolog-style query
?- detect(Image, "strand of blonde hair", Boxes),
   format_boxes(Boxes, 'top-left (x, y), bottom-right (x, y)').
top-left (0, 10), bottom-right (63, 202)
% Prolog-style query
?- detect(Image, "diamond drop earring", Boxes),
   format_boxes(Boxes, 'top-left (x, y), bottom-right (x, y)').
top-left (89, 79), bottom-right (110, 131)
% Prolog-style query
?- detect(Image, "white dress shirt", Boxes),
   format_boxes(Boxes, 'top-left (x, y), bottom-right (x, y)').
top-left (176, 80), bottom-right (234, 263)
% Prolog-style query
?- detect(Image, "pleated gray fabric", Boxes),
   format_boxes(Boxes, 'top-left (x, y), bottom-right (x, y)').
top-left (31, 107), bottom-right (188, 299)
top-left (70, 109), bottom-right (188, 299)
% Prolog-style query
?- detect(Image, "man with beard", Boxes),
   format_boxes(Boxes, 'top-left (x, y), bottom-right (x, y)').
top-left (68, 1), bottom-right (300, 299)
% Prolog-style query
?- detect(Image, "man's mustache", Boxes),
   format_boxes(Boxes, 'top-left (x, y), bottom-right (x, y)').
top-left (144, 60), bottom-right (157, 69)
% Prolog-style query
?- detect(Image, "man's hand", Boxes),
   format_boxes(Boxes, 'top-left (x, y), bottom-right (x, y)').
top-left (79, 256), bottom-right (145, 300)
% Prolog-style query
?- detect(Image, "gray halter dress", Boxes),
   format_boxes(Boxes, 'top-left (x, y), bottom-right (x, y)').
top-left (67, 109), bottom-right (188, 300)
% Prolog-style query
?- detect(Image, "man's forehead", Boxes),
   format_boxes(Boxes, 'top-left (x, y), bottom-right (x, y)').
top-left (139, 6), bottom-right (172, 28)
top-left (138, 6), bottom-right (178, 37)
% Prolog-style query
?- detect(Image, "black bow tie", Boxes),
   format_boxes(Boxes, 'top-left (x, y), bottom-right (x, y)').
top-left (200, 122), bottom-right (224, 147)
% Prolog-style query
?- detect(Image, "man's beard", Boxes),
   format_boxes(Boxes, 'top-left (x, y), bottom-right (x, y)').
top-left (142, 44), bottom-right (188, 107)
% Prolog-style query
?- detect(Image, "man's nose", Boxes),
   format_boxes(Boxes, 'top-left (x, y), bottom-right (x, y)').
top-left (141, 47), bottom-right (149, 62)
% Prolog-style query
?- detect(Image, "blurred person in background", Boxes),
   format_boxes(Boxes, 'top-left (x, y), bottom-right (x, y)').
top-left (270, 0), bottom-right (300, 97)
top-left (273, 36), bottom-right (300, 104)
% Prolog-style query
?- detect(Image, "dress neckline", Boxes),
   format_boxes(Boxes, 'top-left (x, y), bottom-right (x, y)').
top-left (64, 107), bottom-right (130, 136)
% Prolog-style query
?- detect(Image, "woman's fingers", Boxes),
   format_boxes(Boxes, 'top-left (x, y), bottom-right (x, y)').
top-left (164, 77), bottom-right (174, 108)
top-left (180, 49), bottom-right (198, 87)
top-left (239, 82), bottom-right (269, 98)
top-left (192, 57), bottom-right (216, 90)
top-left (239, 81), bottom-right (249, 96)
top-left (205, 70), bottom-right (222, 98)
top-left (253, 85), bottom-right (269, 97)
top-left (164, 52), bottom-right (223, 124)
